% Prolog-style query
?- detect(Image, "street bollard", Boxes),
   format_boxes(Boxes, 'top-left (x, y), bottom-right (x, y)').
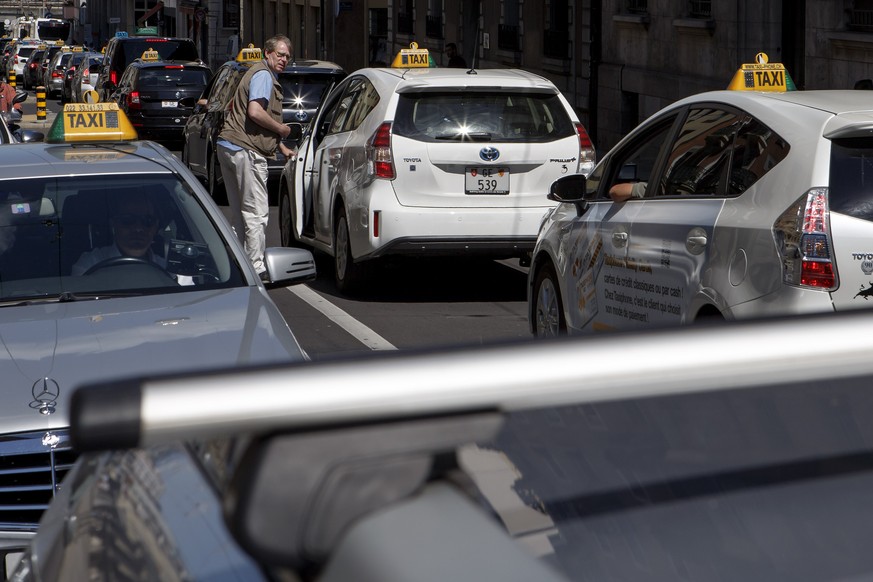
top-left (8, 71), bottom-right (15, 88)
top-left (36, 86), bottom-right (46, 121)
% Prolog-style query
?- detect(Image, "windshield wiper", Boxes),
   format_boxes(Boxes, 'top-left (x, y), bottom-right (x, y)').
top-left (0, 291), bottom-right (140, 307)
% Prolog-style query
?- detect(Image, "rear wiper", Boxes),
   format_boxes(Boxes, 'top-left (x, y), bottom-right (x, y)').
top-left (434, 132), bottom-right (493, 142)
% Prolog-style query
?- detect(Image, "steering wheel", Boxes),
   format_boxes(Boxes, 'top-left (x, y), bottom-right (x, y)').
top-left (83, 256), bottom-right (176, 282)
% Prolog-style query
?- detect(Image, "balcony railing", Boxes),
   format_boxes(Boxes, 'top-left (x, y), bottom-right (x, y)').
top-left (498, 24), bottom-right (520, 51)
top-left (426, 15), bottom-right (443, 38)
top-left (397, 12), bottom-right (413, 34)
top-left (689, 0), bottom-right (711, 18)
top-left (626, 0), bottom-right (648, 15)
top-left (849, 10), bottom-right (873, 32)
top-left (543, 28), bottom-right (568, 59)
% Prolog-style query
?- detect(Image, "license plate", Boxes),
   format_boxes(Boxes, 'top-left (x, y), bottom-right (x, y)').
top-left (465, 167), bottom-right (509, 194)
top-left (161, 100), bottom-right (177, 108)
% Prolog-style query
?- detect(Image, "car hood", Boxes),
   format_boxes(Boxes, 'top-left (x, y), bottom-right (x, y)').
top-left (0, 287), bottom-right (304, 434)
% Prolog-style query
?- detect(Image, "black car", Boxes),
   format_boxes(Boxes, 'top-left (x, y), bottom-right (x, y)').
top-left (182, 48), bottom-right (345, 202)
top-left (21, 47), bottom-right (44, 90)
top-left (96, 33), bottom-right (200, 102)
top-left (111, 55), bottom-right (212, 145)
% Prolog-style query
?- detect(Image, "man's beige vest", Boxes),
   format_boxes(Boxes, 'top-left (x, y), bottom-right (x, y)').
top-left (219, 60), bottom-right (284, 158)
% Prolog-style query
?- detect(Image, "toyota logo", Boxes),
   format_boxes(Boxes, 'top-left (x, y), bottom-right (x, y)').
top-left (30, 377), bottom-right (60, 416)
top-left (479, 147), bottom-right (500, 162)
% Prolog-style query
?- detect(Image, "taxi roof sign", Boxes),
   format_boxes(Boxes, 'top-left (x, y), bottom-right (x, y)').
top-left (46, 103), bottom-right (138, 144)
top-left (728, 52), bottom-right (797, 92)
top-left (236, 44), bottom-right (263, 63)
top-left (391, 42), bottom-right (436, 68)
top-left (139, 48), bottom-right (161, 62)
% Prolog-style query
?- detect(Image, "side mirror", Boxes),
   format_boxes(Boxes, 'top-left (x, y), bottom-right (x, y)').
top-left (284, 122), bottom-right (303, 144)
top-left (547, 173), bottom-right (589, 216)
top-left (261, 247), bottom-right (317, 289)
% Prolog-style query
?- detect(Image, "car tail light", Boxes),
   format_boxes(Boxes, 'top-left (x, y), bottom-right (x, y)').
top-left (367, 122), bottom-right (395, 180)
top-left (774, 188), bottom-right (838, 290)
top-left (110, 70), bottom-right (117, 85)
top-left (81, 67), bottom-right (89, 76)
top-left (127, 91), bottom-right (141, 110)
top-left (575, 123), bottom-right (596, 176)
top-left (51, 69), bottom-right (63, 79)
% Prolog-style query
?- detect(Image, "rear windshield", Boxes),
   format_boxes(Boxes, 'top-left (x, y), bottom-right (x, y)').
top-left (17, 47), bottom-right (35, 58)
top-left (139, 67), bottom-right (210, 87)
top-left (393, 92), bottom-right (575, 143)
top-left (119, 40), bottom-right (199, 69)
top-left (278, 73), bottom-right (342, 109)
top-left (829, 138), bottom-right (873, 222)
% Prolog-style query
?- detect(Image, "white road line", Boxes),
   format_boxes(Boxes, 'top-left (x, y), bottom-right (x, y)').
top-left (287, 285), bottom-right (398, 351)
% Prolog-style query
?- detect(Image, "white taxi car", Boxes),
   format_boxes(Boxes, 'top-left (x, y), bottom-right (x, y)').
top-left (0, 102), bottom-right (315, 576)
top-left (529, 54), bottom-right (873, 335)
top-left (279, 44), bottom-right (595, 293)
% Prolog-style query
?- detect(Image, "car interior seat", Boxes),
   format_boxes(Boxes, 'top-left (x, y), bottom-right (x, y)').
top-left (60, 189), bottom-right (112, 275)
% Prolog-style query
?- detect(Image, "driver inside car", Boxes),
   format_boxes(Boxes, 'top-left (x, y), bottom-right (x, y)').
top-left (71, 193), bottom-right (192, 285)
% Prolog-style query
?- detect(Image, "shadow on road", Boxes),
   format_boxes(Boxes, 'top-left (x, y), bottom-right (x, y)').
top-left (307, 254), bottom-right (529, 303)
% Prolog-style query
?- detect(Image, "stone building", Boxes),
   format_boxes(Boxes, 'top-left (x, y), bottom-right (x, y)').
top-left (4, 1), bottom-right (873, 152)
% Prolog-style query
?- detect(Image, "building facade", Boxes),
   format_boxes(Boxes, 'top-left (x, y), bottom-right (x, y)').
top-left (4, 0), bottom-right (873, 152)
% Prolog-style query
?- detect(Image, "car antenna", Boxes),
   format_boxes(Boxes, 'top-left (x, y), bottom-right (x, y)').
top-left (467, 22), bottom-right (480, 75)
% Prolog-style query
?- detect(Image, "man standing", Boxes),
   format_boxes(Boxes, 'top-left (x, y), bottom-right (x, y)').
top-left (0, 77), bottom-right (21, 114)
top-left (217, 35), bottom-right (294, 279)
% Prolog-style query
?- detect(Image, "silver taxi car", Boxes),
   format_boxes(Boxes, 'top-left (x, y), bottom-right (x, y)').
top-left (0, 102), bottom-right (315, 576)
top-left (279, 44), bottom-right (595, 294)
top-left (529, 55), bottom-right (873, 335)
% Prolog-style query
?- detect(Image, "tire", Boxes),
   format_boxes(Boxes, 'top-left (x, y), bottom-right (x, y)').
top-left (334, 206), bottom-right (368, 294)
top-left (532, 263), bottom-right (566, 337)
top-left (207, 149), bottom-right (227, 205)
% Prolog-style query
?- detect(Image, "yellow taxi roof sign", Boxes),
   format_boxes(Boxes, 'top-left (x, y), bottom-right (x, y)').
top-left (391, 42), bottom-right (436, 68)
top-left (46, 103), bottom-right (138, 144)
top-left (236, 44), bottom-right (263, 62)
top-left (728, 52), bottom-right (797, 92)
top-left (139, 48), bottom-right (160, 62)
top-left (71, 46), bottom-right (84, 52)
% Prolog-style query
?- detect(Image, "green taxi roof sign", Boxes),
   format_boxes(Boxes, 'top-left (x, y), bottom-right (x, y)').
top-left (391, 42), bottom-right (436, 68)
top-left (728, 52), bottom-right (797, 92)
top-left (46, 103), bottom-right (139, 144)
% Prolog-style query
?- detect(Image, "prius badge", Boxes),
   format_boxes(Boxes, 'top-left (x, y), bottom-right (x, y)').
top-left (479, 147), bottom-right (500, 162)
top-left (30, 377), bottom-right (60, 415)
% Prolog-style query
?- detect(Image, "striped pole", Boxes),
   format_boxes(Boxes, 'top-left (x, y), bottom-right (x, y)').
top-left (8, 70), bottom-right (15, 88)
top-left (36, 86), bottom-right (46, 121)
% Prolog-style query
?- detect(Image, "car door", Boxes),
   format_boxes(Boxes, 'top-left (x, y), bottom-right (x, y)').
top-left (184, 65), bottom-right (225, 175)
top-left (625, 106), bottom-right (744, 326)
top-left (293, 76), bottom-right (358, 245)
top-left (564, 112), bottom-right (681, 332)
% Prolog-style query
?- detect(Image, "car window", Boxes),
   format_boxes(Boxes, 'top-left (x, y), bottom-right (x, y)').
top-left (602, 114), bottom-right (679, 200)
top-left (341, 78), bottom-right (379, 131)
top-left (278, 73), bottom-right (340, 109)
top-left (392, 92), bottom-right (575, 143)
top-left (0, 174), bottom-right (245, 300)
top-left (327, 77), bottom-right (363, 135)
top-left (828, 137), bottom-right (873, 221)
top-left (726, 118), bottom-right (789, 195)
top-left (657, 107), bottom-right (741, 197)
top-left (139, 67), bottom-right (210, 87)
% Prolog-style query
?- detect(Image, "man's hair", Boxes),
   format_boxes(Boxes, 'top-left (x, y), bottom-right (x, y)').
top-left (265, 35), bottom-right (292, 54)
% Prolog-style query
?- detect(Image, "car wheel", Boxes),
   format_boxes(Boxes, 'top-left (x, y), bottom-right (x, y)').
top-left (533, 263), bottom-right (566, 337)
top-left (207, 149), bottom-right (227, 205)
top-left (334, 206), bottom-right (368, 294)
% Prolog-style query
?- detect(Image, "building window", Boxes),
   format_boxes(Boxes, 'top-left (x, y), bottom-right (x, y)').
top-left (850, 0), bottom-right (873, 31)
top-left (626, 0), bottom-right (648, 14)
top-left (688, 0), bottom-right (711, 18)
top-left (498, 0), bottom-right (521, 51)
top-left (543, 0), bottom-right (569, 59)
top-left (426, 14), bottom-right (443, 38)
top-left (398, 0), bottom-right (414, 34)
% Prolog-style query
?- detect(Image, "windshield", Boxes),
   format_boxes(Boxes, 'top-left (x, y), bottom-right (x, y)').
top-left (278, 73), bottom-right (340, 109)
top-left (0, 173), bottom-right (246, 302)
top-left (393, 92), bottom-right (576, 143)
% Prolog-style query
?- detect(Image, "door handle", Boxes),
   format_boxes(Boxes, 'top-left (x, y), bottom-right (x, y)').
top-left (686, 228), bottom-right (708, 255)
top-left (612, 231), bottom-right (628, 244)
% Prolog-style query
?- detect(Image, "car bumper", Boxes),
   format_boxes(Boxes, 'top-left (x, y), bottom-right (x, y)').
top-left (350, 185), bottom-right (551, 260)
